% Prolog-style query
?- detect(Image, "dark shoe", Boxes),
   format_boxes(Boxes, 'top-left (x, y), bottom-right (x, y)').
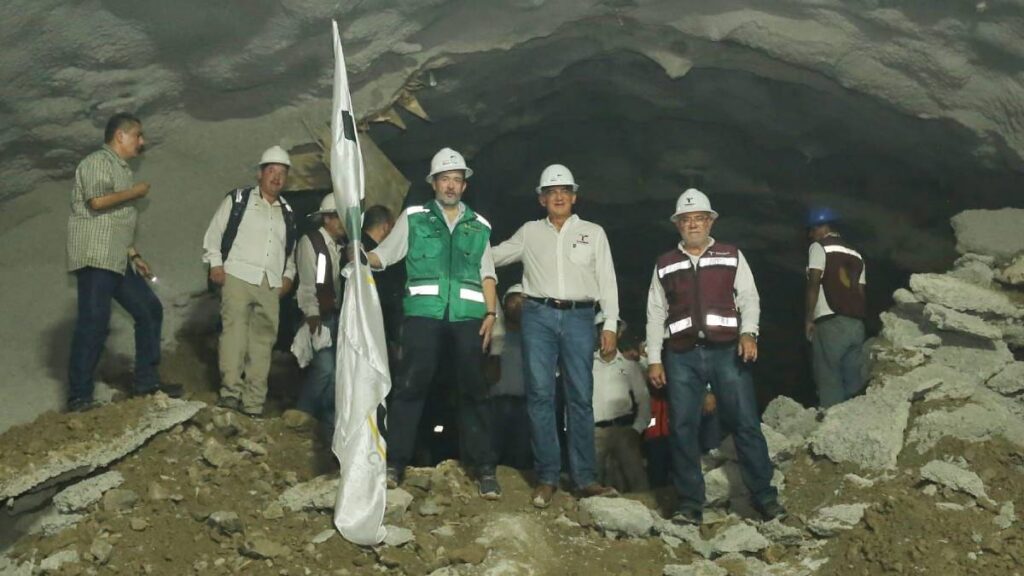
top-left (671, 507), bottom-right (703, 526)
top-left (577, 483), bottom-right (619, 498)
top-left (67, 399), bottom-right (96, 413)
top-left (136, 383), bottom-right (184, 399)
top-left (479, 475), bottom-right (501, 500)
top-left (531, 484), bottom-right (556, 509)
top-left (216, 396), bottom-right (241, 411)
top-left (386, 466), bottom-right (403, 489)
top-left (756, 500), bottom-right (787, 521)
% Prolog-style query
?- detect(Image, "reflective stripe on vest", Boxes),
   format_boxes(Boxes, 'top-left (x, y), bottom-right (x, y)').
top-left (706, 314), bottom-right (738, 328)
top-left (658, 260), bottom-right (692, 278)
top-left (316, 253), bottom-right (328, 284)
top-left (409, 284), bottom-right (440, 296)
top-left (823, 244), bottom-right (862, 260)
top-left (700, 256), bottom-right (738, 268)
top-left (668, 317), bottom-right (693, 334)
top-left (459, 287), bottom-right (485, 303)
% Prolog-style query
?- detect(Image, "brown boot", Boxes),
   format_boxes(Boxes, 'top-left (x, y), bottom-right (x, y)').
top-left (577, 483), bottom-right (619, 498)
top-left (531, 484), bottom-right (556, 509)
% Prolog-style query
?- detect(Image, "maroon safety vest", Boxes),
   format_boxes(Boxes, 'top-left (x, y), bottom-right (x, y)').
top-left (306, 230), bottom-right (338, 317)
top-left (656, 243), bottom-right (740, 352)
top-left (817, 235), bottom-right (865, 319)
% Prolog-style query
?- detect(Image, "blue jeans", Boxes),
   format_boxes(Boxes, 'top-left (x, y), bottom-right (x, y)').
top-left (664, 343), bottom-right (777, 512)
top-left (521, 299), bottom-right (597, 488)
top-left (812, 315), bottom-right (866, 408)
top-left (297, 315), bottom-right (338, 434)
top-left (68, 266), bottom-right (163, 406)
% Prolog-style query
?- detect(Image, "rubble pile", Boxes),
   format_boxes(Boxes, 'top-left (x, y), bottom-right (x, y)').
top-left (2, 208), bottom-right (1023, 575)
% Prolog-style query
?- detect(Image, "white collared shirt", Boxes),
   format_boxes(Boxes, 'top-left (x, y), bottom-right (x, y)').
top-left (296, 227), bottom-right (343, 317)
top-left (202, 186), bottom-right (296, 288)
top-left (491, 214), bottom-right (619, 333)
top-left (592, 351), bottom-right (651, 434)
top-left (645, 238), bottom-right (759, 365)
top-left (369, 201), bottom-right (497, 280)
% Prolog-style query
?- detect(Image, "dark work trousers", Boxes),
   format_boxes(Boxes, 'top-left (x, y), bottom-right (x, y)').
top-left (387, 315), bottom-right (495, 474)
top-left (68, 265), bottom-right (163, 406)
top-left (490, 395), bottom-right (533, 470)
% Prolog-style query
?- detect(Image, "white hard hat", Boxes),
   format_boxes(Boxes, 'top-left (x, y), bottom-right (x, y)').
top-left (259, 145), bottom-right (291, 168)
top-left (425, 147), bottom-right (473, 183)
top-left (670, 188), bottom-right (718, 222)
top-left (309, 193), bottom-right (338, 218)
top-left (502, 283), bottom-right (524, 304)
top-left (536, 164), bottom-right (579, 194)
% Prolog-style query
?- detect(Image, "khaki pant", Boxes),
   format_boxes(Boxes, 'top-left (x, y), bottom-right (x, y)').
top-left (219, 274), bottom-right (279, 413)
top-left (595, 425), bottom-right (650, 494)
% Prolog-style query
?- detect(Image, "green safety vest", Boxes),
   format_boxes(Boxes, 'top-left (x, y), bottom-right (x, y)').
top-left (403, 202), bottom-right (492, 321)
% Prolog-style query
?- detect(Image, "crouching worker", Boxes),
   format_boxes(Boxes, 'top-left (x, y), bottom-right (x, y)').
top-left (292, 193), bottom-right (347, 436)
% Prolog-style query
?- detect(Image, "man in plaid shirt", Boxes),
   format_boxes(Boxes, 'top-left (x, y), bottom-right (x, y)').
top-left (66, 113), bottom-right (182, 412)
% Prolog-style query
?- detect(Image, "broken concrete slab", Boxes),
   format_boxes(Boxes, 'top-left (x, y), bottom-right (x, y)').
top-left (277, 474), bottom-right (337, 512)
top-left (909, 273), bottom-right (1023, 319)
top-left (806, 503), bottom-right (869, 537)
top-left (909, 387), bottom-right (1024, 452)
top-left (761, 396), bottom-right (818, 444)
top-left (654, 518), bottom-right (713, 559)
top-left (996, 253), bottom-right (1024, 286)
top-left (928, 341), bottom-right (1014, 384)
top-left (986, 362), bottom-right (1024, 397)
top-left (923, 303), bottom-right (1003, 340)
top-left (810, 392), bottom-right (910, 471)
top-left (950, 208), bottom-right (1024, 262)
top-left (579, 497), bottom-right (654, 537)
top-left (759, 519), bottom-right (805, 546)
top-left (383, 525), bottom-right (415, 547)
top-left (101, 488), bottom-right (138, 512)
top-left (385, 487), bottom-right (414, 522)
top-left (994, 502), bottom-right (1015, 530)
top-left (716, 424), bottom-right (794, 464)
top-left (920, 460), bottom-right (991, 502)
top-left (52, 470), bottom-right (124, 513)
top-left (709, 523), bottom-right (769, 556)
top-left (39, 548), bottom-right (80, 573)
top-left (949, 254), bottom-right (996, 287)
top-left (879, 311), bottom-right (942, 351)
top-left (0, 398), bottom-right (204, 501)
top-left (663, 560), bottom-right (728, 576)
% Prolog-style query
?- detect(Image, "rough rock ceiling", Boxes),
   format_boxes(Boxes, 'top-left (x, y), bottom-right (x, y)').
top-left (2, 0), bottom-right (1023, 201)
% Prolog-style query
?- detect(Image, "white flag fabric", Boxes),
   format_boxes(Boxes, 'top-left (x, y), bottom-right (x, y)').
top-left (330, 19), bottom-right (392, 547)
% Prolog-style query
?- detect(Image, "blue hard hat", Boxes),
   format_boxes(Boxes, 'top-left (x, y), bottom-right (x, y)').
top-left (806, 206), bottom-right (839, 227)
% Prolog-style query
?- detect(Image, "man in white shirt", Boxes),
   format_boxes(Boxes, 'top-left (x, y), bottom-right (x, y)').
top-left (645, 188), bottom-right (783, 525)
top-left (293, 194), bottom-right (346, 433)
top-left (591, 313), bottom-right (650, 493)
top-left (492, 164), bottom-right (619, 508)
top-left (804, 207), bottom-right (867, 407)
top-left (202, 146), bottom-right (297, 417)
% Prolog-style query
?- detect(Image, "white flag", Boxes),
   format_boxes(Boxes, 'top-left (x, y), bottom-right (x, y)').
top-left (330, 19), bottom-right (391, 547)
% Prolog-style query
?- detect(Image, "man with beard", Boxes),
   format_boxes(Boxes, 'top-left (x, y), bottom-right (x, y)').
top-left (365, 148), bottom-right (500, 499)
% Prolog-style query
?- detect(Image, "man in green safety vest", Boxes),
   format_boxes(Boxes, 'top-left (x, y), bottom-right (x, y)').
top-left (365, 147), bottom-right (501, 499)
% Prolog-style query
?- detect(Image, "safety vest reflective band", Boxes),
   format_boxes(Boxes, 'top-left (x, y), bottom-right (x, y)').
top-left (818, 235), bottom-right (865, 319)
top-left (306, 230), bottom-right (338, 316)
top-left (403, 203), bottom-right (492, 321)
top-left (656, 243), bottom-right (741, 352)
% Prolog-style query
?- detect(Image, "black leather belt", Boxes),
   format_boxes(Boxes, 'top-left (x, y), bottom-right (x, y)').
top-left (595, 415), bottom-right (633, 428)
top-left (527, 296), bottom-right (597, 310)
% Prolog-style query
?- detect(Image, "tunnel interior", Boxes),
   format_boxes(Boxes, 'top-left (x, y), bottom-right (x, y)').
top-left (363, 19), bottom-right (1024, 406)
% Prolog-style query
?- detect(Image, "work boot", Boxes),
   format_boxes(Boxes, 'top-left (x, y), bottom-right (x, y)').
top-left (531, 484), bottom-right (556, 509)
top-left (479, 475), bottom-right (501, 500)
top-left (755, 499), bottom-right (787, 521)
top-left (671, 507), bottom-right (703, 526)
top-left (577, 483), bottom-right (619, 498)
top-left (136, 382), bottom-right (184, 399)
top-left (386, 465), bottom-right (403, 489)
top-left (67, 399), bottom-right (96, 413)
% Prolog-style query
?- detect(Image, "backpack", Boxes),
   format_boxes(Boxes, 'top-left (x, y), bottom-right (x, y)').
top-left (220, 187), bottom-right (297, 267)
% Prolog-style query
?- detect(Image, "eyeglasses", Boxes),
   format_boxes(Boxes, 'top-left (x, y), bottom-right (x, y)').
top-left (678, 214), bottom-right (711, 225)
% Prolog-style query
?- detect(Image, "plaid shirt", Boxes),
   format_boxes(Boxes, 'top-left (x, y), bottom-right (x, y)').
top-left (67, 146), bottom-right (137, 274)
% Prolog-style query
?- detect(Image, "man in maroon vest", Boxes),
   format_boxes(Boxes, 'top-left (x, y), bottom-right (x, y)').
top-left (645, 188), bottom-right (784, 525)
top-left (805, 207), bottom-right (866, 408)
top-left (293, 193), bottom-right (347, 433)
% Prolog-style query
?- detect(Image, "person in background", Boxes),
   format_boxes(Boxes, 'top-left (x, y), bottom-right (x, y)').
top-left (485, 283), bottom-right (533, 470)
top-left (66, 112), bottom-right (183, 412)
top-left (202, 145), bottom-right (297, 417)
